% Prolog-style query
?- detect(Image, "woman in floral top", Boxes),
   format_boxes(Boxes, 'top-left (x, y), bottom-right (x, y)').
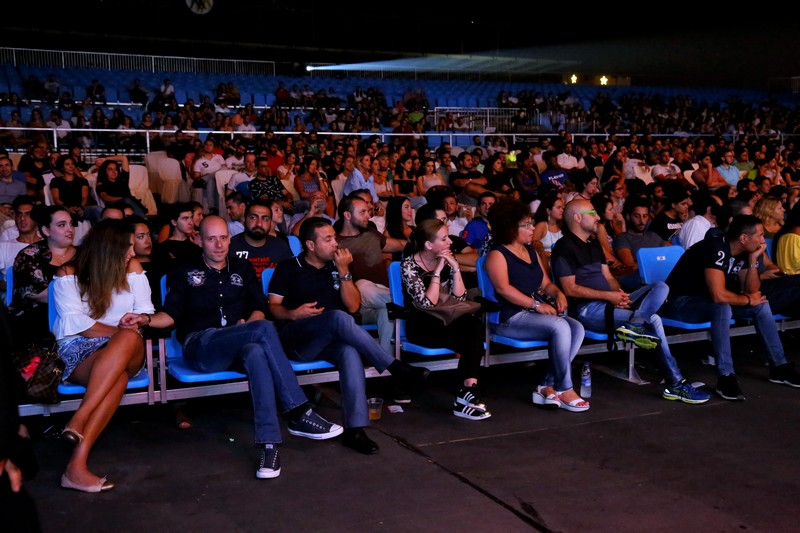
top-left (400, 218), bottom-right (490, 420)
top-left (10, 205), bottom-right (76, 348)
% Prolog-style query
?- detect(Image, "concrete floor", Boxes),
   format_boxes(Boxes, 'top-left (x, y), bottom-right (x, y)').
top-left (19, 333), bottom-right (800, 533)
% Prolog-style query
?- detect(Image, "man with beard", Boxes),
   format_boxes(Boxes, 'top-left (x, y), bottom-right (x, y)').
top-left (613, 196), bottom-right (671, 275)
top-left (268, 217), bottom-right (430, 455)
top-left (229, 199), bottom-right (293, 282)
top-left (335, 195), bottom-right (405, 357)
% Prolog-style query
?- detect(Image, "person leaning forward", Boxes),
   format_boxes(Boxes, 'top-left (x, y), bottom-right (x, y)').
top-left (121, 215), bottom-right (343, 480)
top-left (267, 217), bottom-right (431, 455)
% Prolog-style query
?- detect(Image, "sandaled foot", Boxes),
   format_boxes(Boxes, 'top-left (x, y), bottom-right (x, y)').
top-left (556, 389), bottom-right (590, 412)
top-left (174, 408), bottom-right (193, 430)
top-left (532, 385), bottom-right (561, 408)
top-left (61, 427), bottom-right (84, 445)
top-left (61, 471), bottom-right (114, 493)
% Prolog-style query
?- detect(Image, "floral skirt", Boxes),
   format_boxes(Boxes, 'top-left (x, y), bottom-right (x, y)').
top-left (58, 336), bottom-right (111, 381)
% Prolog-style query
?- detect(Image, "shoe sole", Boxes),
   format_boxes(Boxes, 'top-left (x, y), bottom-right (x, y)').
top-left (256, 468), bottom-right (281, 479)
top-left (454, 397), bottom-right (488, 412)
top-left (662, 392), bottom-right (710, 404)
top-left (453, 409), bottom-right (492, 420)
top-left (532, 392), bottom-right (560, 409)
top-left (768, 378), bottom-right (800, 388)
top-left (715, 389), bottom-right (746, 401)
top-left (616, 333), bottom-right (660, 349)
top-left (288, 425), bottom-right (344, 440)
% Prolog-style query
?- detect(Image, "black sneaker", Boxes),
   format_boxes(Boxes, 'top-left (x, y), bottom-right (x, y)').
top-left (715, 374), bottom-right (746, 401)
top-left (769, 362), bottom-right (800, 388)
top-left (389, 360), bottom-right (431, 390)
top-left (256, 444), bottom-right (280, 479)
top-left (615, 321), bottom-right (660, 350)
top-left (342, 428), bottom-right (379, 455)
top-left (453, 386), bottom-right (491, 420)
top-left (392, 385), bottom-right (412, 404)
top-left (287, 408), bottom-right (344, 440)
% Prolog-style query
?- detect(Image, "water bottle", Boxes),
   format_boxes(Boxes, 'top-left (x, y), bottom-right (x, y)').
top-left (580, 361), bottom-right (592, 398)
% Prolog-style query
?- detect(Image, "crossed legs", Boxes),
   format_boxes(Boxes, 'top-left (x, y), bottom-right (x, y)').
top-left (63, 329), bottom-right (144, 487)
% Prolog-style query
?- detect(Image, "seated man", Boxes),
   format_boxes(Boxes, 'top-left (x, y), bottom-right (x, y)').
top-left (460, 191), bottom-right (496, 249)
top-left (229, 199), bottom-right (293, 282)
top-left (335, 194), bottom-right (405, 357)
top-left (551, 199), bottom-right (710, 404)
top-left (268, 217), bottom-right (430, 455)
top-left (662, 214), bottom-right (800, 400)
top-left (613, 196), bottom-right (670, 278)
top-left (122, 216), bottom-right (342, 479)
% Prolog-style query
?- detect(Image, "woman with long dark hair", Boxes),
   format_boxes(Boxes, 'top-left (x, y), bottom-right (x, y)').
top-left (52, 218), bottom-right (154, 493)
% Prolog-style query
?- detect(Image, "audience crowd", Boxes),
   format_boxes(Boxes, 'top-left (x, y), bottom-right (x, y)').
top-left (4, 76), bottom-right (800, 497)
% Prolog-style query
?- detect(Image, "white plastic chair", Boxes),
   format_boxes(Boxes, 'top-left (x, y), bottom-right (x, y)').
top-left (129, 164), bottom-right (158, 215)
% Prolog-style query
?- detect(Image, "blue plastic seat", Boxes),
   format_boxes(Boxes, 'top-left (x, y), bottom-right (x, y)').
top-left (387, 261), bottom-right (456, 359)
top-left (475, 256), bottom-right (547, 351)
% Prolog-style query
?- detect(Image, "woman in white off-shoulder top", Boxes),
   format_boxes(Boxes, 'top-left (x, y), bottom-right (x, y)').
top-left (51, 218), bottom-right (155, 493)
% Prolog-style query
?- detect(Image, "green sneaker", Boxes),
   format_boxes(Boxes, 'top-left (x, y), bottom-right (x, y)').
top-left (615, 322), bottom-right (660, 349)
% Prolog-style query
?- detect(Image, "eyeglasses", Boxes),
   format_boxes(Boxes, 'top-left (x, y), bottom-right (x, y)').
top-left (518, 222), bottom-right (534, 229)
top-left (576, 209), bottom-right (597, 215)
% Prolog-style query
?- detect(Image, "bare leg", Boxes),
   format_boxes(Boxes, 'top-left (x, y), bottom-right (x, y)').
top-left (65, 330), bottom-right (144, 434)
top-left (64, 373), bottom-right (128, 486)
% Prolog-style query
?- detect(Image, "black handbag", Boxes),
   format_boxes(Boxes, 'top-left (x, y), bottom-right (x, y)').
top-left (14, 342), bottom-right (64, 404)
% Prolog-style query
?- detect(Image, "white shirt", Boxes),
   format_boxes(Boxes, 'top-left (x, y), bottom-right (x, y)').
top-left (52, 272), bottom-right (155, 343)
top-left (679, 215), bottom-right (713, 250)
top-left (193, 153), bottom-right (226, 177)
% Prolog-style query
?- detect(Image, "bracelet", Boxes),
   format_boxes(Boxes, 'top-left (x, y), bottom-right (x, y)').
top-left (143, 313), bottom-right (152, 326)
top-left (432, 272), bottom-right (441, 278)
top-left (451, 268), bottom-right (461, 274)
top-left (744, 294), bottom-right (751, 306)
top-left (749, 263), bottom-right (758, 269)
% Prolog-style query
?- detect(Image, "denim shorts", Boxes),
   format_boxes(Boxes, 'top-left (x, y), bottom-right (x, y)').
top-left (58, 336), bottom-right (111, 381)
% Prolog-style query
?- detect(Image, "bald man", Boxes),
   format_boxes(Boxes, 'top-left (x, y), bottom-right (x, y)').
top-left (122, 216), bottom-right (343, 479)
top-left (550, 199), bottom-right (710, 404)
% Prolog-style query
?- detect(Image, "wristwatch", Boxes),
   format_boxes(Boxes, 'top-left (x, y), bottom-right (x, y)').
top-left (339, 272), bottom-right (353, 282)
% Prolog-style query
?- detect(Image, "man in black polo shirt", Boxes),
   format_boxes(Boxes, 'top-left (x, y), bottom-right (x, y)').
top-left (268, 217), bottom-right (430, 455)
top-left (662, 214), bottom-right (800, 400)
top-left (550, 199), bottom-right (710, 404)
top-left (123, 216), bottom-right (342, 480)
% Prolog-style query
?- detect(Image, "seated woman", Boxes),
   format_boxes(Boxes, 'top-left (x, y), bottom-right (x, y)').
top-left (401, 218), bottom-right (490, 420)
top-left (52, 218), bottom-right (154, 493)
top-left (531, 191), bottom-right (564, 270)
top-left (92, 155), bottom-right (147, 221)
top-left (592, 193), bottom-right (639, 291)
top-left (393, 155), bottom-right (425, 209)
top-left (775, 202), bottom-right (800, 275)
top-left (384, 195), bottom-right (414, 262)
top-left (9, 205), bottom-right (76, 351)
top-left (485, 198), bottom-right (588, 412)
top-left (753, 195), bottom-right (785, 239)
top-left (49, 154), bottom-right (92, 222)
top-left (415, 157), bottom-right (447, 198)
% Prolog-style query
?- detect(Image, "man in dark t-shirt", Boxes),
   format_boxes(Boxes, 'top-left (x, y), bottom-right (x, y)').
top-left (662, 215), bottom-right (800, 400)
top-left (229, 199), bottom-right (292, 282)
top-left (268, 217), bottom-right (430, 455)
top-left (551, 198), bottom-right (709, 404)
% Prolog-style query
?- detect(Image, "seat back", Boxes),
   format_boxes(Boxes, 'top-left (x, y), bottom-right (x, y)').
top-left (636, 245), bottom-right (684, 284)
top-left (287, 235), bottom-right (302, 256)
top-left (129, 164), bottom-right (158, 215)
top-left (387, 261), bottom-right (408, 339)
top-left (331, 179), bottom-right (346, 208)
top-left (475, 255), bottom-right (500, 326)
top-left (5, 266), bottom-right (12, 307)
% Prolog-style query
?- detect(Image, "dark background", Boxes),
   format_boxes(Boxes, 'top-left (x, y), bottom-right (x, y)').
top-left (3, 1), bottom-right (800, 89)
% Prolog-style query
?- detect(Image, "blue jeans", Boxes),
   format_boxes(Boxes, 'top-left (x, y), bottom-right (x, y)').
top-left (494, 312), bottom-right (584, 391)
top-left (183, 320), bottom-right (309, 445)
top-left (573, 281), bottom-right (684, 386)
top-left (662, 296), bottom-right (787, 376)
top-left (279, 310), bottom-right (395, 429)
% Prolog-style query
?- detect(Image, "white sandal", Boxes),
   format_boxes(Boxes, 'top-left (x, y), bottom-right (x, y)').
top-left (556, 390), bottom-right (590, 412)
top-left (532, 385), bottom-right (561, 408)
